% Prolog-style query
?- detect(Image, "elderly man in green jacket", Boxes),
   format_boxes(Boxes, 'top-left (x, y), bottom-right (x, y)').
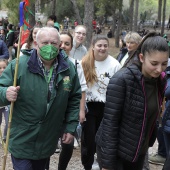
top-left (0, 27), bottom-right (81, 170)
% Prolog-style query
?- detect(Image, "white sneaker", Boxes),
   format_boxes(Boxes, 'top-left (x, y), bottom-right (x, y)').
top-left (92, 161), bottom-right (100, 170)
top-left (55, 148), bottom-right (61, 153)
top-left (74, 137), bottom-right (79, 148)
top-left (92, 156), bottom-right (100, 170)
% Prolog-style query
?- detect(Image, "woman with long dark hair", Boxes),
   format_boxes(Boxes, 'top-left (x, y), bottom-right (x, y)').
top-left (96, 32), bottom-right (169, 170)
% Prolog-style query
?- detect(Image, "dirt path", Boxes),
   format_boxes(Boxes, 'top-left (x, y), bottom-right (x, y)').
top-left (0, 138), bottom-right (164, 170)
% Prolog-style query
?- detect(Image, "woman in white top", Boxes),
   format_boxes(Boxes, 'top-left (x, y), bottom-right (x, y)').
top-left (81, 35), bottom-right (121, 170)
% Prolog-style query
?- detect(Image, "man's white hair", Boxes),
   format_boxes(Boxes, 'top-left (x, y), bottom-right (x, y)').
top-left (36, 27), bottom-right (60, 43)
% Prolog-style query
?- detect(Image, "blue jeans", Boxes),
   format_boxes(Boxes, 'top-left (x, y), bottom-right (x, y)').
top-left (163, 132), bottom-right (170, 170)
top-left (163, 132), bottom-right (170, 157)
top-left (11, 155), bottom-right (48, 170)
top-left (157, 126), bottom-right (166, 157)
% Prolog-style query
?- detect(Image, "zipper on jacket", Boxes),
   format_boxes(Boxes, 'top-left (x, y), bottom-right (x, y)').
top-left (133, 77), bottom-right (164, 162)
top-left (133, 77), bottom-right (147, 162)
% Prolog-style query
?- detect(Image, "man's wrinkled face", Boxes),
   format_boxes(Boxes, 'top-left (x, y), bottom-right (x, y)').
top-left (36, 30), bottom-right (60, 60)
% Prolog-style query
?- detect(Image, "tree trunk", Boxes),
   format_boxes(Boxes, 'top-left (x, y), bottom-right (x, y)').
top-left (111, 8), bottom-right (116, 38)
top-left (115, 0), bottom-right (123, 48)
top-left (161, 0), bottom-right (166, 36)
top-left (70, 0), bottom-right (82, 24)
top-left (35, 0), bottom-right (41, 13)
top-left (129, 0), bottom-right (134, 31)
top-left (134, 0), bottom-right (139, 32)
top-left (158, 0), bottom-right (162, 23)
top-left (84, 0), bottom-right (94, 50)
top-left (29, 2), bottom-right (36, 27)
top-left (52, 0), bottom-right (56, 15)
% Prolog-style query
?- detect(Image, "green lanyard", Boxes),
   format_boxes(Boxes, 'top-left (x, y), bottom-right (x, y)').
top-left (45, 66), bottom-right (54, 84)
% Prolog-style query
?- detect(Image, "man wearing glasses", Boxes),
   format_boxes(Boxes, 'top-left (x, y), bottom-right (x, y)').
top-left (70, 25), bottom-right (87, 60)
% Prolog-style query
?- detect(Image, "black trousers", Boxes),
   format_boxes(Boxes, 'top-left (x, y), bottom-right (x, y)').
top-left (58, 139), bottom-right (74, 170)
top-left (81, 102), bottom-right (105, 170)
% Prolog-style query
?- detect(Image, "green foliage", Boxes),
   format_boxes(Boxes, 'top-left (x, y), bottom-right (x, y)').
top-left (3, 0), bottom-right (35, 26)
top-left (2, 0), bottom-right (170, 26)
top-left (94, 0), bottom-right (119, 17)
top-left (3, 0), bottom-right (20, 25)
top-left (56, 0), bottom-right (84, 23)
top-left (41, 0), bottom-right (84, 24)
top-left (140, 11), bottom-right (147, 23)
top-left (76, 0), bottom-right (85, 19)
top-left (139, 0), bottom-right (157, 19)
top-left (139, 0), bottom-right (170, 20)
top-left (122, 8), bottom-right (130, 24)
top-left (56, 0), bottom-right (75, 22)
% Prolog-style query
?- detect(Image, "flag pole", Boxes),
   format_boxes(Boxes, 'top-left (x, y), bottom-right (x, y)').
top-left (2, 24), bottom-right (23, 170)
top-left (2, 1), bottom-right (24, 169)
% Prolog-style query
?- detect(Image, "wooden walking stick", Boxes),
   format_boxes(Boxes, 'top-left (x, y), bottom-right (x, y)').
top-left (2, 25), bottom-right (23, 170)
top-left (1, 0), bottom-right (28, 168)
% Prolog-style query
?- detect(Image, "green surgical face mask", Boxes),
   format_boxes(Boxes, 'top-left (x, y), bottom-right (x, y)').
top-left (39, 44), bottom-right (59, 61)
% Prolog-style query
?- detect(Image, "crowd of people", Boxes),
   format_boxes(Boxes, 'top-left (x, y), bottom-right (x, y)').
top-left (0, 14), bottom-right (170, 170)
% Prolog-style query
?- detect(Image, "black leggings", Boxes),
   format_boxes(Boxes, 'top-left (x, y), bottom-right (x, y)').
top-left (58, 138), bottom-right (74, 170)
top-left (81, 102), bottom-right (105, 170)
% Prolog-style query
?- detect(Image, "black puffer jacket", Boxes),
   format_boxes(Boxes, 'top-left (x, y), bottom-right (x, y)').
top-left (96, 64), bottom-right (166, 170)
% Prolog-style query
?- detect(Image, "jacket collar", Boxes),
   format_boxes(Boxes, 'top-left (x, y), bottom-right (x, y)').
top-left (127, 64), bottom-right (142, 80)
top-left (128, 64), bottom-right (166, 94)
top-left (27, 49), bottom-right (69, 75)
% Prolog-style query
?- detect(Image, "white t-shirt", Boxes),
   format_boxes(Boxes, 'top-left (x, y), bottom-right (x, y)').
top-left (120, 52), bottom-right (129, 66)
top-left (86, 55), bottom-right (121, 103)
top-left (69, 57), bottom-right (87, 92)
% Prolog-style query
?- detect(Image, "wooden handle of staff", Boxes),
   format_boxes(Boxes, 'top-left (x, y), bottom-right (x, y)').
top-left (2, 26), bottom-right (23, 170)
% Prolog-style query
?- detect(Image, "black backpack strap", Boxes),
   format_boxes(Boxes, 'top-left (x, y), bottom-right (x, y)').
top-left (75, 59), bottom-right (78, 70)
